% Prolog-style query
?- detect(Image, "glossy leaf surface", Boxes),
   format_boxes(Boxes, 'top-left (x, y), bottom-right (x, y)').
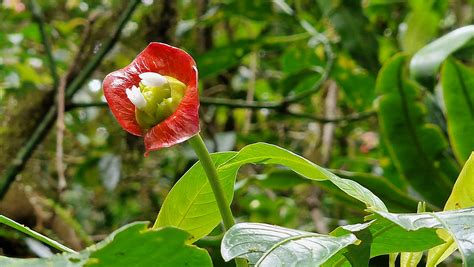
top-left (410, 25), bottom-right (474, 86)
top-left (375, 207), bottom-right (474, 266)
top-left (221, 222), bottom-right (358, 266)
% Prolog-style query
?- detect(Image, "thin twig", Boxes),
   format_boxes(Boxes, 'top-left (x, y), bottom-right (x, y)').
top-left (56, 76), bottom-right (67, 192)
top-left (0, 0), bottom-right (141, 199)
top-left (67, 101), bottom-right (376, 124)
top-left (242, 51), bottom-right (258, 134)
top-left (320, 81), bottom-right (338, 165)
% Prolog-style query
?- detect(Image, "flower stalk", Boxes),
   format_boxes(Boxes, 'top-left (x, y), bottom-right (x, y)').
top-left (188, 134), bottom-right (248, 267)
top-left (188, 134), bottom-right (235, 229)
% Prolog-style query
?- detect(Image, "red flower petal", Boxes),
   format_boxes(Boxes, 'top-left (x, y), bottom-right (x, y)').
top-left (103, 43), bottom-right (200, 153)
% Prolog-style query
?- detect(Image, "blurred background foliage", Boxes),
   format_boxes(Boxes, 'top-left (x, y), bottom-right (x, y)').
top-left (0, 0), bottom-right (472, 265)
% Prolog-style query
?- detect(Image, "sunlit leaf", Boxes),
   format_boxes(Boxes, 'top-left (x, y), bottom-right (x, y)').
top-left (0, 222), bottom-right (212, 267)
top-left (324, 218), bottom-right (443, 266)
top-left (156, 143), bottom-right (387, 243)
top-left (427, 153), bottom-right (474, 266)
top-left (154, 152), bottom-right (237, 242)
top-left (410, 25), bottom-right (474, 86)
top-left (221, 223), bottom-right (358, 266)
top-left (375, 207), bottom-right (474, 266)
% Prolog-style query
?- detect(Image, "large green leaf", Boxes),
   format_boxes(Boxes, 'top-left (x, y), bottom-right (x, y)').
top-left (220, 143), bottom-right (388, 211)
top-left (441, 59), bottom-right (474, 164)
top-left (375, 207), bottom-right (474, 266)
top-left (0, 222), bottom-right (212, 267)
top-left (154, 152), bottom-right (237, 242)
top-left (221, 222), bottom-right (358, 266)
top-left (410, 25), bottom-right (474, 86)
top-left (427, 152), bottom-right (474, 265)
top-left (376, 53), bottom-right (458, 207)
top-left (155, 143), bottom-right (387, 243)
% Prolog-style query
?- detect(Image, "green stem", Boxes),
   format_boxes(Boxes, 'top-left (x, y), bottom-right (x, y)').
top-left (188, 134), bottom-right (247, 267)
top-left (188, 134), bottom-right (235, 229)
top-left (0, 215), bottom-right (77, 254)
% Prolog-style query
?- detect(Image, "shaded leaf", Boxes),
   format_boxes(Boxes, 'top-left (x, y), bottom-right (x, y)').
top-left (441, 59), bottom-right (474, 164)
top-left (376, 54), bottom-right (458, 207)
top-left (196, 40), bottom-right (257, 79)
top-left (324, 0), bottom-right (379, 72)
top-left (221, 223), bottom-right (358, 266)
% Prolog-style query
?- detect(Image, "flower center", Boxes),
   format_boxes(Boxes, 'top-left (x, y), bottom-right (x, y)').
top-left (127, 72), bottom-right (186, 129)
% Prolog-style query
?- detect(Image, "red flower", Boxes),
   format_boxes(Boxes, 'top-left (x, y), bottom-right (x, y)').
top-left (103, 43), bottom-right (200, 154)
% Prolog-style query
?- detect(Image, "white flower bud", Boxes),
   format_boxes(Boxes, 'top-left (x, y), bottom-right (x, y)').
top-left (126, 85), bottom-right (147, 109)
top-left (139, 72), bottom-right (167, 87)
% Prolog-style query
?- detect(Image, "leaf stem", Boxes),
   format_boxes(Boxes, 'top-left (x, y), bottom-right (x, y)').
top-left (0, 215), bottom-right (77, 254)
top-left (188, 134), bottom-right (247, 267)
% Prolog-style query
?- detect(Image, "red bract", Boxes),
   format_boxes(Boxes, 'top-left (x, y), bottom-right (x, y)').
top-left (103, 43), bottom-right (200, 154)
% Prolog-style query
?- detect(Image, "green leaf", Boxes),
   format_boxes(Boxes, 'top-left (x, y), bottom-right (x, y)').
top-left (156, 143), bottom-right (387, 243)
top-left (375, 207), bottom-right (474, 266)
top-left (410, 25), bottom-right (474, 86)
top-left (154, 152), bottom-right (238, 243)
top-left (376, 53), bottom-right (458, 207)
top-left (221, 222), bottom-right (358, 266)
top-left (427, 152), bottom-right (474, 265)
top-left (324, 219), bottom-right (444, 266)
top-left (0, 215), bottom-right (76, 254)
top-left (330, 169), bottom-right (421, 212)
top-left (220, 143), bottom-right (388, 211)
top-left (441, 59), bottom-right (474, 164)
top-left (0, 222), bottom-right (212, 267)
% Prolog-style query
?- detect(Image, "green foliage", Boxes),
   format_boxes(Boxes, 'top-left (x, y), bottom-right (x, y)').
top-left (410, 25), bottom-right (474, 86)
top-left (0, 222), bottom-right (212, 267)
top-left (2, 0), bottom-right (474, 266)
top-left (154, 152), bottom-right (237, 242)
top-left (441, 59), bottom-right (474, 164)
top-left (376, 54), bottom-right (458, 207)
top-left (428, 153), bottom-right (474, 265)
top-left (322, 0), bottom-right (379, 72)
top-left (375, 207), bottom-right (474, 266)
top-left (156, 143), bottom-right (387, 244)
